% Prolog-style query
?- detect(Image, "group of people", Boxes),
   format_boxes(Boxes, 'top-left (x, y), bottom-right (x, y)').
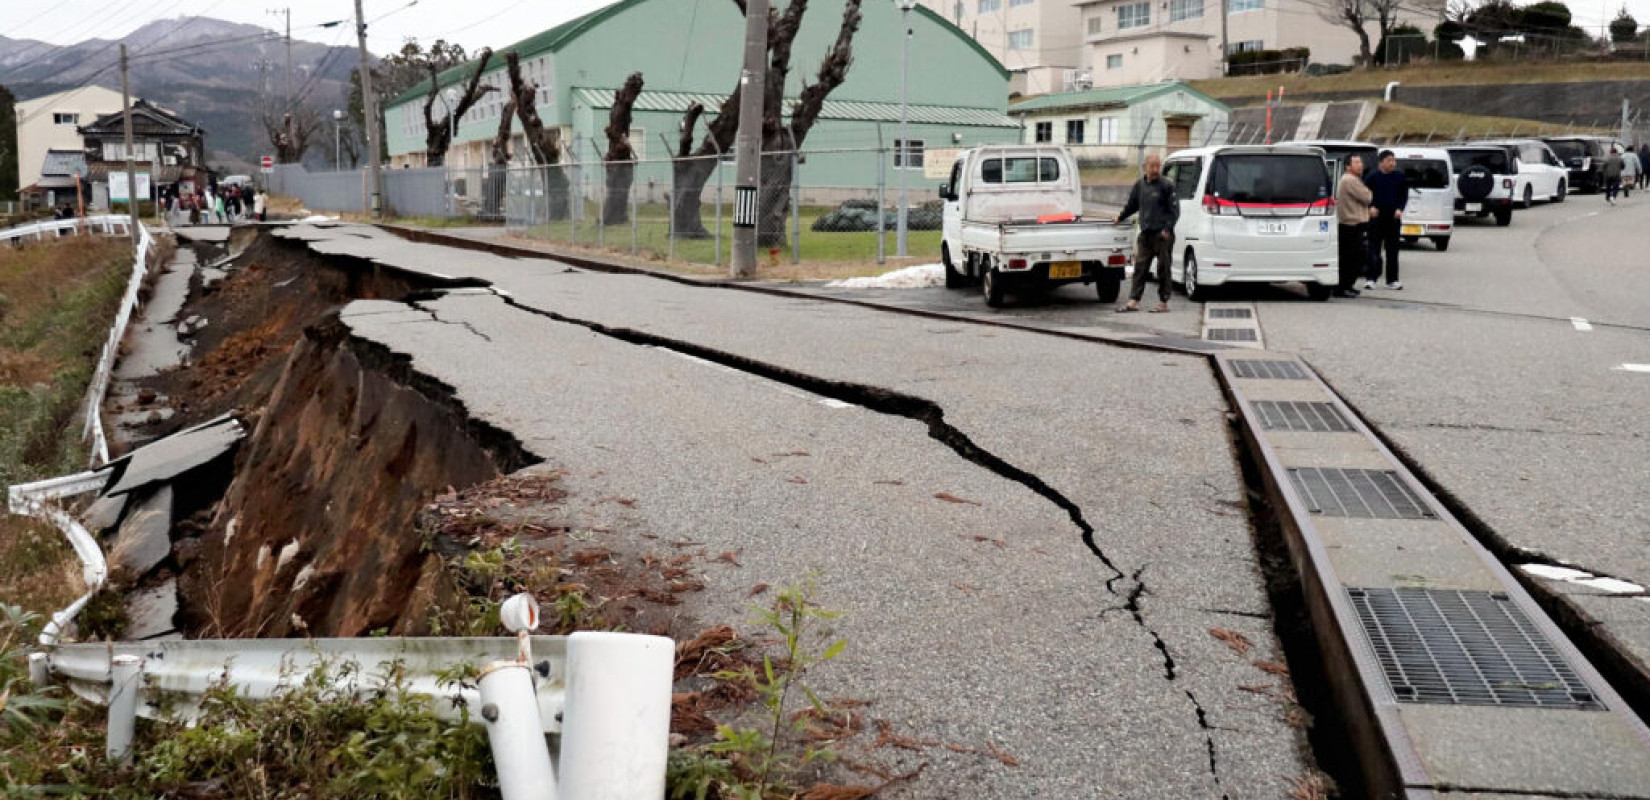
top-left (161, 184), bottom-right (266, 226)
top-left (1335, 150), bottom-right (1408, 297)
top-left (1600, 144), bottom-right (1648, 204)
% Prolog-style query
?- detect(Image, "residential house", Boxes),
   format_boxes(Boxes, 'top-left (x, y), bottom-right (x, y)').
top-left (77, 99), bottom-right (210, 208)
top-left (13, 86), bottom-right (124, 198)
top-left (1009, 81), bottom-right (1229, 163)
top-left (914, 0), bottom-right (1086, 96)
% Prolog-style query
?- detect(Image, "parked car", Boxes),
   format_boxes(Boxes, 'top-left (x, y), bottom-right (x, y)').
top-left (1390, 147), bottom-right (1455, 251)
top-left (1541, 135), bottom-right (1628, 194)
top-left (1159, 145), bottom-right (1338, 301)
top-left (1446, 145), bottom-right (1517, 226)
top-left (1476, 139), bottom-right (1568, 206)
top-left (939, 145), bottom-right (1132, 307)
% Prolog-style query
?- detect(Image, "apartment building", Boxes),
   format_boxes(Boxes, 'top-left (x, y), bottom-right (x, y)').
top-left (915, 0), bottom-right (1085, 96)
top-left (13, 86), bottom-right (124, 193)
top-left (1075, 0), bottom-right (1443, 87)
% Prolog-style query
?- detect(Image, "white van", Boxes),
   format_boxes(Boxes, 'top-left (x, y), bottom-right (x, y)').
top-left (1159, 145), bottom-right (1339, 301)
top-left (1389, 147), bottom-right (1455, 251)
top-left (1476, 139), bottom-right (1569, 206)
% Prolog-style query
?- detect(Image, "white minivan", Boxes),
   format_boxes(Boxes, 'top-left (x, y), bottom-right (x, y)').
top-left (1389, 147), bottom-right (1455, 251)
top-left (1159, 145), bottom-right (1339, 301)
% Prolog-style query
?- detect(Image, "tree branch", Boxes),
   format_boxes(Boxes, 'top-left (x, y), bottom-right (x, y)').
top-left (790, 0), bottom-right (862, 146)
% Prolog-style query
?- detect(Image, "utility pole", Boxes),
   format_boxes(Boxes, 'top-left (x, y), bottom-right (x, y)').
top-left (897, 0), bottom-right (915, 258)
top-left (270, 7), bottom-right (292, 114)
top-left (119, 44), bottom-right (138, 242)
top-left (729, 0), bottom-right (769, 279)
top-left (1220, 0), bottom-right (1230, 74)
top-left (354, 0), bottom-right (383, 218)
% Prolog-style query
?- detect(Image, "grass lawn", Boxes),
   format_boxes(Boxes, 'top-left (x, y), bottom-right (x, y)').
top-left (1362, 102), bottom-right (1602, 141)
top-left (0, 236), bottom-right (133, 616)
top-left (1190, 60), bottom-right (1650, 101)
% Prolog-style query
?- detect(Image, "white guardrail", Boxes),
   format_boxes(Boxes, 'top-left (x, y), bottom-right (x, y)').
top-left (0, 214), bottom-right (134, 245)
top-left (81, 217), bottom-right (153, 468)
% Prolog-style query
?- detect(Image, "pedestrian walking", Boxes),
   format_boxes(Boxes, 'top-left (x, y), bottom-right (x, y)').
top-left (1363, 150), bottom-right (1407, 290)
top-left (1335, 156), bottom-right (1374, 298)
top-left (1602, 147), bottom-right (1625, 205)
top-left (1113, 153), bottom-right (1179, 313)
top-left (253, 188), bottom-right (267, 222)
top-left (1638, 143), bottom-right (1650, 190)
top-left (1621, 148), bottom-right (1641, 199)
top-left (213, 192), bottom-right (227, 224)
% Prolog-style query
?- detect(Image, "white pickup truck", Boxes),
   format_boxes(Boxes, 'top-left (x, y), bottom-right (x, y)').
top-left (939, 146), bottom-right (1132, 308)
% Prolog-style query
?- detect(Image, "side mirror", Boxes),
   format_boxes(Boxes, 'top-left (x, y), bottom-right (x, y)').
top-left (939, 182), bottom-right (952, 201)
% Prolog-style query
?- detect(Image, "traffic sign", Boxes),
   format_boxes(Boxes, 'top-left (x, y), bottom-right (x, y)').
top-left (260, 156), bottom-right (274, 173)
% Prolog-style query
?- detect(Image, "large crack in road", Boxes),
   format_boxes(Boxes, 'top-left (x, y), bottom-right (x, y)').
top-left (406, 286), bottom-right (1230, 794)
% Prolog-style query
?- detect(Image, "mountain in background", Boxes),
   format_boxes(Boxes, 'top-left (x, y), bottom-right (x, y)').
top-left (1, 17), bottom-right (367, 174)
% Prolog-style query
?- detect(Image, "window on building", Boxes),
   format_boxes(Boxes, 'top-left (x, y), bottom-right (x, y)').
top-left (954, 1), bottom-right (965, 22)
top-left (52, 112), bottom-right (79, 125)
top-left (1034, 121), bottom-right (1053, 142)
top-left (1229, 0), bottom-right (1263, 12)
top-left (1086, 16), bottom-right (1104, 34)
top-left (1098, 117), bottom-right (1119, 143)
top-left (1106, 53), bottom-right (1124, 69)
top-left (1228, 39), bottom-right (1264, 53)
top-left (102, 142), bottom-right (158, 162)
top-left (894, 139), bottom-right (925, 170)
top-left (1066, 120), bottom-right (1085, 144)
top-left (625, 128), bottom-right (646, 161)
top-left (1170, 0), bottom-right (1203, 21)
top-left (1007, 29), bottom-right (1034, 49)
top-left (978, 0), bottom-right (1001, 12)
top-left (1010, 0), bottom-right (1034, 6)
top-left (1117, 2), bottom-right (1150, 29)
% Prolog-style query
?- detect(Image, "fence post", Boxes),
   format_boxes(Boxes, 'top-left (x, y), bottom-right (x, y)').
top-left (589, 138), bottom-right (605, 250)
top-left (478, 661), bottom-right (558, 800)
top-left (557, 632), bottom-right (674, 800)
top-left (631, 170), bottom-right (639, 255)
top-left (107, 654), bottom-right (141, 763)
top-left (876, 122), bottom-right (887, 265)
top-left (790, 142), bottom-right (800, 265)
top-left (567, 144), bottom-right (579, 245)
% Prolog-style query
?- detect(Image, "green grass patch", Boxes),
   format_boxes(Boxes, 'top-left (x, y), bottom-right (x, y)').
top-left (1363, 101), bottom-right (1601, 141)
top-left (1190, 60), bottom-right (1650, 101)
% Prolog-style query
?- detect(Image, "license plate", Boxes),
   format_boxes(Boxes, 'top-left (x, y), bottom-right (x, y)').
top-left (1048, 261), bottom-right (1082, 279)
top-left (1465, 203), bottom-right (1481, 212)
top-left (1401, 225), bottom-right (1422, 236)
top-left (1256, 221), bottom-right (1290, 235)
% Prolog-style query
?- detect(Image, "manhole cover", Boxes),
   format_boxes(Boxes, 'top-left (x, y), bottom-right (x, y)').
top-left (1230, 359), bottom-right (1308, 380)
top-left (1206, 327), bottom-right (1258, 341)
top-left (1349, 588), bottom-right (1602, 710)
top-left (1253, 400), bottom-right (1353, 433)
top-left (1288, 467), bottom-right (1434, 519)
top-left (1209, 307), bottom-right (1253, 319)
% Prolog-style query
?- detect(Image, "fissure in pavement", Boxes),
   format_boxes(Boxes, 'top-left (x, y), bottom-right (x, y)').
top-left (442, 287), bottom-right (1231, 794)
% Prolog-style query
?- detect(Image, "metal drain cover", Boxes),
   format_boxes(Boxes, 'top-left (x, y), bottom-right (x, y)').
top-left (1253, 400), bottom-right (1353, 432)
top-left (1206, 327), bottom-right (1258, 341)
top-left (1209, 307), bottom-right (1253, 319)
top-left (1230, 359), bottom-right (1308, 380)
top-left (1348, 588), bottom-right (1602, 710)
top-left (1288, 467), bottom-right (1435, 519)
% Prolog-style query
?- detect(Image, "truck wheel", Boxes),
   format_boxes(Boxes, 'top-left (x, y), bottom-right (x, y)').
top-left (1307, 283), bottom-right (1333, 301)
top-left (943, 244), bottom-right (967, 289)
top-left (1431, 236), bottom-right (1451, 252)
top-left (1494, 208), bottom-right (1512, 226)
top-left (1096, 273), bottom-right (1121, 304)
top-left (983, 267), bottom-right (1006, 308)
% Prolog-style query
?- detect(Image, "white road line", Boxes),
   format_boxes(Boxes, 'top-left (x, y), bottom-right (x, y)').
top-left (1614, 364), bottom-right (1650, 373)
top-left (1571, 317), bottom-right (1593, 332)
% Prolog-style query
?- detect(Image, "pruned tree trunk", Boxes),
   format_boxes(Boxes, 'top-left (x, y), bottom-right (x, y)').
top-left (602, 72), bottom-right (643, 226)
top-left (424, 48), bottom-right (496, 168)
top-left (485, 99), bottom-right (515, 218)
top-left (671, 94), bottom-right (740, 238)
top-left (505, 51), bottom-right (569, 221)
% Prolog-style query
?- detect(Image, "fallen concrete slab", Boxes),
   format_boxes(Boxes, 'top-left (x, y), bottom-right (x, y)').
top-left (101, 414), bottom-right (244, 498)
top-left (108, 485), bottom-right (172, 581)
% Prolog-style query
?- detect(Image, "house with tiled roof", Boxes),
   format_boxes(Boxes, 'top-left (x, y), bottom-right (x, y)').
top-left (77, 99), bottom-right (211, 208)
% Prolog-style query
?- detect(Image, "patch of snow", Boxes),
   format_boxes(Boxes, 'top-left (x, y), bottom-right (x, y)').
top-left (297, 214), bottom-right (339, 224)
top-left (826, 263), bottom-right (944, 289)
top-left (1574, 577), bottom-right (1644, 594)
top-left (1520, 564), bottom-right (1593, 582)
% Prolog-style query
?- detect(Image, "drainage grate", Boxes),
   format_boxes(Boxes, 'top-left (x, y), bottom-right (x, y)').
top-left (1209, 307), bottom-right (1253, 319)
top-left (1348, 588), bottom-right (1602, 710)
top-left (1230, 359), bottom-right (1308, 380)
top-left (1288, 467), bottom-right (1435, 519)
top-left (1206, 327), bottom-right (1258, 342)
top-left (1253, 400), bottom-right (1353, 432)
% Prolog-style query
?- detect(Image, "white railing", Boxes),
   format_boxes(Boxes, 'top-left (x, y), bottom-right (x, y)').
top-left (8, 472), bottom-right (111, 648)
top-left (80, 218), bottom-right (155, 468)
top-left (0, 214), bottom-right (133, 245)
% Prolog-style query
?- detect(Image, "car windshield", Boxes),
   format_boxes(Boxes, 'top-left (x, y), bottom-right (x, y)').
top-left (1396, 158), bottom-right (1450, 189)
top-left (1317, 146), bottom-right (1379, 175)
top-left (1449, 149), bottom-right (1511, 175)
top-left (981, 157), bottom-right (1061, 183)
top-left (1208, 154), bottom-right (1329, 204)
top-left (1546, 140), bottom-right (1589, 161)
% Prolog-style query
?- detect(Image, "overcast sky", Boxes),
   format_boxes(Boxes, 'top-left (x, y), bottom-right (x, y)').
top-left (1, 0), bottom-right (1643, 55)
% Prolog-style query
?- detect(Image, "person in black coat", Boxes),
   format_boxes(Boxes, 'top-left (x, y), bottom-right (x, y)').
top-left (1363, 150), bottom-right (1408, 290)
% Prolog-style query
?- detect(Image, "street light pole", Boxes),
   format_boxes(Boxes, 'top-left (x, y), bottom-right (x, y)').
top-left (333, 109), bottom-right (343, 170)
top-left (897, 0), bottom-right (915, 258)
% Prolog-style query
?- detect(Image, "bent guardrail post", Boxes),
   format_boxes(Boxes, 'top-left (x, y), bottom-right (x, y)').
top-left (480, 661), bottom-right (558, 800)
top-left (106, 655), bottom-right (142, 763)
top-left (558, 631), bottom-right (674, 800)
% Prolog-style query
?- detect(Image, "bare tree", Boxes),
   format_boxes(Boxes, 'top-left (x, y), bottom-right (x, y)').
top-left (1320, 0), bottom-right (1403, 65)
top-left (260, 106), bottom-right (323, 164)
top-left (672, 0), bottom-right (864, 243)
top-left (423, 48), bottom-right (496, 167)
top-left (484, 98), bottom-right (516, 217)
top-left (503, 50), bottom-right (570, 220)
top-left (602, 73), bottom-right (644, 225)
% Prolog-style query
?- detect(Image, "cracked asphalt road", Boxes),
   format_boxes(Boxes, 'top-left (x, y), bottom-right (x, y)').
top-left (275, 223), bottom-right (1312, 797)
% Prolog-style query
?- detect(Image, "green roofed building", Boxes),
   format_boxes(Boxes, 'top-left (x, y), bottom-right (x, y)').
top-left (1009, 81), bottom-right (1230, 164)
top-left (381, 0), bottom-right (1020, 190)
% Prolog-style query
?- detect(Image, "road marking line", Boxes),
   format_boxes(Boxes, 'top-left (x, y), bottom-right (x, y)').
top-left (1571, 317), bottom-right (1592, 331)
top-left (1615, 364), bottom-right (1650, 373)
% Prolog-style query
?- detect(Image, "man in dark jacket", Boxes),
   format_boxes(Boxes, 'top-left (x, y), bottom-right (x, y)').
top-left (1113, 154), bottom-right (1180, 313)
top-left (1639, 143), bottom-right (1650, 190)
top-left (1363, 150), bottom-right (1408, 290)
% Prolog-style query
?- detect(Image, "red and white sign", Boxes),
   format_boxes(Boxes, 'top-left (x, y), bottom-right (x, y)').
top-left (260, 155), bottom-right (274, 173)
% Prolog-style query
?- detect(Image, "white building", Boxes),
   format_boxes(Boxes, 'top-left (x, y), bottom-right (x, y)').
top-left (915, 0), bottom-right (1085, 96)
top-left (13, 86), bottom-right (125, 194)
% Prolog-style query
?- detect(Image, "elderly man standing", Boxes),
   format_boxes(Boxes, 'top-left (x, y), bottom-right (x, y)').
top-left (1335, 156), bottom-right (1374, 298)
top-left (1113, 154), bottom-right (1179, 313)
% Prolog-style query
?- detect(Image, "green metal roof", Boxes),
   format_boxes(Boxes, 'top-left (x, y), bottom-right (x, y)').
top-left (389, 0), bottom-right (1009, 109)
top-left (1008, 81), bottom-right (1230, 115)
top-left (572, 87), bottom-right (1020, 128)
